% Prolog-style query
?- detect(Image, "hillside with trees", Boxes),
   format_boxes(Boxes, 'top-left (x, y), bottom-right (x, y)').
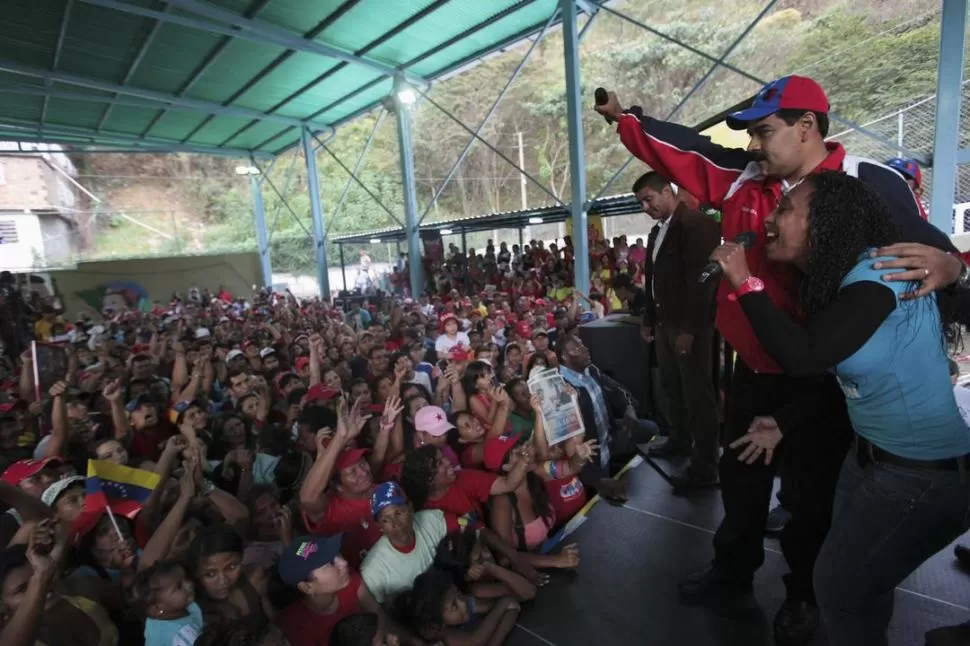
top-left (69, 0), bottom-right (953, 274)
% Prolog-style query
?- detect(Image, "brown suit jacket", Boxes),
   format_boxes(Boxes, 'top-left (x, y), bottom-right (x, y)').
top-left (643, 202), bottom-right (721, 336)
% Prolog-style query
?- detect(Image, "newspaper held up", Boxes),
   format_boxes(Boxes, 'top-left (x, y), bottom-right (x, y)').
top-left (527, 367), bottom-right (585, 446)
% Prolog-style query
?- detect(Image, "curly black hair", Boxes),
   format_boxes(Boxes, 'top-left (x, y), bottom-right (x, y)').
top-left (800, 172), bottom-right (959, 347)
top-left (799, 171), bottom-right (898, 318)
top-left (391, 567), bottom-right (455, 641)
top-left (399, 444), bottom-right (439, 510)
top-left (434, 531), bottom-right (477, 591)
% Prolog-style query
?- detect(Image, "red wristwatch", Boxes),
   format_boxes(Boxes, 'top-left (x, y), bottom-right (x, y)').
top-left (727, 276), bottom-right (765, 302)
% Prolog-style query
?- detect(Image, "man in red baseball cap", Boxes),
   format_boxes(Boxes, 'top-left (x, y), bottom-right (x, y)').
top-left (596, 76), bottom-right (961, 644)
top-left (0, 457), bottom-right (63, 547)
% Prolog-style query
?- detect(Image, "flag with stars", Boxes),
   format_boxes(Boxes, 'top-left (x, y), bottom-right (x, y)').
top-left (86, 459), bottom-right (161, 519)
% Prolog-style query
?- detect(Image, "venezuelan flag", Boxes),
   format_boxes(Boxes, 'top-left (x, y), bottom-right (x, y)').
top-left (86, 460), bottom-right (161, 519)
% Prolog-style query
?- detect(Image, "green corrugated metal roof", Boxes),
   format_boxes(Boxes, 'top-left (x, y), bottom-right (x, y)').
top-left (0, 0), bottom-right (567, 158)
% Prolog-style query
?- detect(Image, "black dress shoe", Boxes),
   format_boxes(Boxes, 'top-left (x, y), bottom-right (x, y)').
top-left (646, 438), bottom-right (691, 459)
top-left (670, 469), bottom-right (719, 494)
top-left (954, 545), bottom-right (970, 574)
top-left (678, 562), bottom-right (752, 604)
top-left (773, 599), bottom-right (820, 646)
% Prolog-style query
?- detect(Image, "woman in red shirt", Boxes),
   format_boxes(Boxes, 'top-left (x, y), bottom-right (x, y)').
top-left (399, 444), bottom-right (530, 527)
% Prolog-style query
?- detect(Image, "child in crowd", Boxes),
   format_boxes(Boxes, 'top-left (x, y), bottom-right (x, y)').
top-left (129, 561), bottom-right (204, 646)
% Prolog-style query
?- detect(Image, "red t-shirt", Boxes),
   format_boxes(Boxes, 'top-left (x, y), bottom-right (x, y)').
top-left (302, 494), bottom-right (382, 569)
top-left (423, 469), bottom-right (497, 526)
top-left (545, 475), bottom-right (587, 524)
top-left (128, 424), bottom-right (174, 462)
top-left (379, 461), bottom-right (402, 482)
top-left (276, 571), bottom-right (364, 646)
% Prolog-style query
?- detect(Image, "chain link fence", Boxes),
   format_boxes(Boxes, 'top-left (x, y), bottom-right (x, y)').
top-left (827, 80), bottom-right (970, 231)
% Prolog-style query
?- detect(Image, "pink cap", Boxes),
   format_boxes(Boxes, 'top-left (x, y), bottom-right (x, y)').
top-left (414, 405), bottom-right (454, 437)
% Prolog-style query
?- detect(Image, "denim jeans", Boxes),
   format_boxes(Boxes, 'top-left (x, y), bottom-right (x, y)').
top-left (814, 451), bottom-right (969, 646)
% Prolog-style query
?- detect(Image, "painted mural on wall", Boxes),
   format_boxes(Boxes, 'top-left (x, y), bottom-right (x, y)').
top-left (75, 280), bottom-right (152, 315)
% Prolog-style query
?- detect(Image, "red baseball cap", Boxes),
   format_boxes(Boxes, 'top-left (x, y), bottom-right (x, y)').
top-left (483, 433), bottom-right (521, 471)
top-left (448, 346), bottom-right (472, 363)
top-left (335, 447), bottom-right (369, 472)
top-left (2, 457), bottom-right (63, 486)
top-left (726, 76), bottom-right (829, 130)
top-left (515, 321), bottom-right (532, 338)
top-left (304, 384), bottom-right (341, 404)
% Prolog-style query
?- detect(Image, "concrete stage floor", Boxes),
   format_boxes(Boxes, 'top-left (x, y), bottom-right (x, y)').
top-left (503, 458), bottom-right (970, 646)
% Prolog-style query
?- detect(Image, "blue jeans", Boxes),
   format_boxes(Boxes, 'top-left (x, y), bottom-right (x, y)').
top-left (814, 450), bottom-right (969, 646)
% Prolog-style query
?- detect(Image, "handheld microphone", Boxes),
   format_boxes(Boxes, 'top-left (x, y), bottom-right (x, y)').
top-left (594, 87), bottom-right (615, 125)
top-left (698, 231), bottom-right (756, 283)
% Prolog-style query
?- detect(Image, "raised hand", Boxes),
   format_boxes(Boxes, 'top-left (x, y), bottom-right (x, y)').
top-left (48, 380), bottom-right (68, 398)
top-left (102, 378), bottom-right (123, 402)
top-left (381, 395), bottom-right (404, 427)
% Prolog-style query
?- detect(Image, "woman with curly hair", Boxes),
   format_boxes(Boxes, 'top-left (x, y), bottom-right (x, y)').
top-left (712, 171), bottom-right (969, 645)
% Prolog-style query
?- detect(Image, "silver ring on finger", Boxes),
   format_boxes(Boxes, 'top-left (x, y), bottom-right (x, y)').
top-left (923, 268), bottom-right (930, 278)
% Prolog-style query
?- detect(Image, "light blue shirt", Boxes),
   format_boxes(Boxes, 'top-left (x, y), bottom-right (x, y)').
top-left (145, 601), bottom-right (203, 646)
top-left (836, 255), bottom-right (970, 460)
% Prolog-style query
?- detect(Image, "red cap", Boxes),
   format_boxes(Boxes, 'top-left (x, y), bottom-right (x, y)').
top-left (335, 447), bottom-right (369, 472)
top-left (515, 321), bottom-right (532, 338)
top-left (483, 433), bottom-right (520, 471)
top-left (448, 345), bottom-right (471, 362)
top-left (295, 356), bottom-right (311, 372)
top-left (726, 76), bottom-right (829, 130)
top-left (2, 457), bottom-right (63, 486)
top-left (304, 384), bottom-right (341, 404)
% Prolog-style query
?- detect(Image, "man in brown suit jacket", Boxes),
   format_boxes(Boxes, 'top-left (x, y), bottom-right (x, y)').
top-left (632, 171), bottom-right (721, 492)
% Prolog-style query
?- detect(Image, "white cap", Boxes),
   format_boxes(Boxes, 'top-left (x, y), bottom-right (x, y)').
top-left (225, 349), bottom-right (244, 363)
top-left (259, 347), bottom-right (275, 359)
top-left (218, 316), bottom-right (230, 324)
top-left (195, 327), bottom-right (211, 339)
top-left (41, 475), bottom-right (84, 507)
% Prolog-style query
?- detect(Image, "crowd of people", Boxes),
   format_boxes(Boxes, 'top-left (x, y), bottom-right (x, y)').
top-left (0, 70), bottom-right (968, 646)
top-left (0, 253), bottom-right (661, 646)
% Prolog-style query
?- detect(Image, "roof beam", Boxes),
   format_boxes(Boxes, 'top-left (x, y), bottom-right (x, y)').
top-left (96, 2), bottom-right (170, 133)
top-left (193, 0), bottom-right (364, 146)
top-left (42, 0), bottom-right (75, 131)
top-left (83, 0), bottom-right (423, 84)
top-left (139, 0), bottom-right (273, 139)
top-left (0, 58), bottom-right (333, 132)
top-left (218, 0), bottom-right (449, 148)
top-left (0, 116), bottom-right (270, 158)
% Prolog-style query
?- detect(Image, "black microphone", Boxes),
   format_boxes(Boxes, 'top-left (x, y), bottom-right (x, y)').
top-left (698, 231), bottom-right (756, 283)
top-left (594, 87), bottom-right (615, 125)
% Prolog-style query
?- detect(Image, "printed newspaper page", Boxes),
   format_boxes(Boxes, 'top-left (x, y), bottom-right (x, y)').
top-left (527, 368), bottom-right (585, 446)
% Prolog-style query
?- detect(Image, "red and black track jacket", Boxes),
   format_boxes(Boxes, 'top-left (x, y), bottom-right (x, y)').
top-left (615, 107), bottom-right (954, 374)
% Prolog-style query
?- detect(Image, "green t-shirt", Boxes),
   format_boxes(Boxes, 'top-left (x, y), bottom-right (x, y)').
top-left (509, 411), bottom-right (535, 441)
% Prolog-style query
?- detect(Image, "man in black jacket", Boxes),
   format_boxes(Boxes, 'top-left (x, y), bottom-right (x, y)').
top-left (631, 172), bottom-right (722, 492)
top-left (557, 334), bottom-right (657, 501)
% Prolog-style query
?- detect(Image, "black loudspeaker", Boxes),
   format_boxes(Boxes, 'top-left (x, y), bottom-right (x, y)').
top-left (577, 315), bottom-right (653, 418)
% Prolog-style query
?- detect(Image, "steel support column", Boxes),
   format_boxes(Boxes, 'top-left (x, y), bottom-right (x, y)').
top-left (302, 127), bottom-right (330, 298)
top-left (561, 0), bottom-right (589, 296)
top-left (929, 0), bottom-right (968, 232)
top-left (394, 88), bottom-right (424, 297)
top-left (250, 174), bottom-right (272, 287)
top-left (461, 230), bottom-right (470, 295)
top-left (339, 244), bottom-right (347, 293)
